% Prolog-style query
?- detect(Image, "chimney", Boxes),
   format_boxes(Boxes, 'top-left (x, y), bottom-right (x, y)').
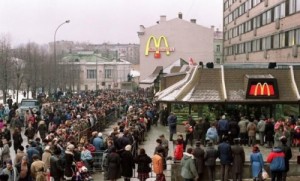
top-left (211, 25), bottom-right (215, 30)
top-left (139, 25), bottom-right (145, 32)
top-left (160, 15), bottom-right (166, 23)
top-left (178, 12), bottom-right (183, 19)
top-left (190, 19), bottom-right (196, 23)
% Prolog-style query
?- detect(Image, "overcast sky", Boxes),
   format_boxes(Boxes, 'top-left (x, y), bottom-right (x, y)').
top-left (0, 0), bottom-right (223, 46)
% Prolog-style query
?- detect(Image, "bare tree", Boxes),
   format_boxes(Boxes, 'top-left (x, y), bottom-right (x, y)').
top-left (0, 34), bottom-right (14, 104)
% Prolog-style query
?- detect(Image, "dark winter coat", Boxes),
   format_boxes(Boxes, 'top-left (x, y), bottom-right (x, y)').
top-left (50, 155), bottom-right (64, 179)
top-left (25, 127), bottom-right (35, 139)
top-left (107, 152), bottom-right (121, 180)
top-left (13, 132), bottom-right (23, 151)
top-left (204, 146), bottom-right (218, 166)
top-left (218, 142), bottom-right (232, 165)
top-left (281, 144), bottom-right (292, 172)
top-left (64, 151), bottom-right (74, 179)
top-left (231, 144), bottom-right (245, 174)
top-left (265, 122), bottom-right (274, 142)
top-left (168, 114), bottom-right (177, 134)
top-left (121, 150), bottom-right (135, 177)
top-left (134, 153), bottom-right (152, 173)
top-left (193, 147), bottom-right (205, 174)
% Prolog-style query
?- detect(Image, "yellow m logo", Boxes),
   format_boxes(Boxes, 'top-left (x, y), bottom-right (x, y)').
top-left (145, 36), bottom-right (170, 58)
top-left (254, 83), bottom-right (271, 96)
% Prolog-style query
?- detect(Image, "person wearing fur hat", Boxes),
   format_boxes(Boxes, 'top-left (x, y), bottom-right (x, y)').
top-left (120, 145), bottom-right (135, 181)
top-left (1, 160), bottom-right (19, 181)
top-left (180, 148), bottom-right (198, 181)
top-left (64, 144), bottom-right (75, 181)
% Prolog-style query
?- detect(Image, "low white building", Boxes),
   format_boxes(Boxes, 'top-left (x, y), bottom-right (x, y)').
top-left (61, 51), bottom-right (131, 90)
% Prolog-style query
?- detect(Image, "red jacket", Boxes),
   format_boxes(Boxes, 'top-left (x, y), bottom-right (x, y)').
top-left (174, 144), bottom-right (184, 160)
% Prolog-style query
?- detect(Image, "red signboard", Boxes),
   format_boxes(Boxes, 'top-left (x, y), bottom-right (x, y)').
top-left (246, 79), bottom-right (279, 99)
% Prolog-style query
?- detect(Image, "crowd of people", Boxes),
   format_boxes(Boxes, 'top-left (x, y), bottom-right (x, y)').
top-left (0, 89), bottom-right (157, 181)
top-left (159, 113), bottom-right (298, 181)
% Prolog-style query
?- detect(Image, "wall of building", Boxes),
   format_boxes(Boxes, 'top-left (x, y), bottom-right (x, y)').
top-left (139, 16), bottom-right (214, 81)
top-left (223, 0), bottom-right (300, 63)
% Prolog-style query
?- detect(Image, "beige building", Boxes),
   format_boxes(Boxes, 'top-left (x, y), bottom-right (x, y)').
top-left (61, 51), bottom-right (131, 90)
top-left (138, 13), bottom-right (214, 82)
top-left (223, 0), bottom-right (300, 63)
top-left (214, 28), bottom-right (224, 64)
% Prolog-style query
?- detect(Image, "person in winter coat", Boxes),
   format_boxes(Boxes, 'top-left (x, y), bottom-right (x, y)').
top-left (204, 141), bottom-right (218, 181)
top-left (228, 119), bottom-right (240, 145)
top-left (218, 136), bottom-right (232, 181)
top-left (30, 154), bottom-right (46, 181)
top-left (206, 122), bottom-right (218, 144)
top-left (107, 147), bottom-right (121, 181)
top-left (134, 148), bottom-right (152, 181)
top-left (12, 128), bottom-right (23, 154)
top-left (64, 144), bottom-right (75, 181)
top-left (37, 121), bottom-right (47, 140)
top-left (1, 139), bottom-right (11, 165)
top-left (24, 123), bottom-right (35, 141)
top-left (159, 134), bottom-right (169, 157)
top-left (193, 141), bottom-right (204, 181)
top-left (152, 148), bottom-right (164, 181)
top-left (238, 116), bottom-right (249, 145)
top-left (280, 137), bottom-right (292, 181)
top-left (1, 160), bottom-right (19, 181)
top-left (167, 112), bottom-right (177, 141)
top-left (80, 145), bottom-right (93, 172)
top-left (217, 115), bottom-right (229, 140)
top-left (121, 145), bottom-right (135, 181)
top-left (174, 139), bottom-right (184, 162)
top-left (257, 118), bottom-right (266, 146)
top-left (16, 156), bottom-right (30, 181)
top-left (14, 146), bottom-right (26, 165)
top-left (267, 147), bottom-right (286, 181)
top-left (92, 132), bottom-right (104, 151)
top-left (250, 145), bottom-right (264, 181)
top-left (231, 138), bottom-right (245, 181)
top-left (50, 147), bottom-right (64, 181)
top-left (180, 148), bottom-right (198, 181)
top-left (265, 119), bottom-right (275, 148)
top-left (247, 121), bottom-right (257, 146)
top-left (42, 146), bottom-right (52, 171)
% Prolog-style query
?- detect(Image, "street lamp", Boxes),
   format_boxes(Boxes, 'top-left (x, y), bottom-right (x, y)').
top-left (53, 20), bottom-right (70, 91)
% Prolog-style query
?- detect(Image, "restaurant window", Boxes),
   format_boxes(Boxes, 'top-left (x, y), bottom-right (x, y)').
top-left (273, 34), bottom-right (280, 49)
top-left (289, 30), bottom-right (295, 46)
top-left (172, 103), bottom-right (190, 123)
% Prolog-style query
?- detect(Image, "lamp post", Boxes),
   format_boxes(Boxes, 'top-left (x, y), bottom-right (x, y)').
top-left (53, 20), bottom-right (70, 91)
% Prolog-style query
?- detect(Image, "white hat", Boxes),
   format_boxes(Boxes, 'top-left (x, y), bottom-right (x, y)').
top-left (98, 132), bottom-right (103, 137)
top-left (222, 115), bottom-right (226, 119)
top-left (67, 144), bottom-right (75, 151)
top-left (125, 144), bottom-right (132, 151)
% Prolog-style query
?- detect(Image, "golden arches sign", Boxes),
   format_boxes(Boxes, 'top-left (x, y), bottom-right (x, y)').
top-left (145, 36), bottom-right (174, 58)
top-left (254, 82), bottom-right (271, 96)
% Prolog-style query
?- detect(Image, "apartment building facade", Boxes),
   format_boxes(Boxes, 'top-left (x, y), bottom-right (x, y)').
top-left (223, 0), bottom-right (300, 63)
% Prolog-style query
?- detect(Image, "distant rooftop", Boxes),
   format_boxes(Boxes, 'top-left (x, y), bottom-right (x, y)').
top-left (61, 52), bottom-right (130, 64)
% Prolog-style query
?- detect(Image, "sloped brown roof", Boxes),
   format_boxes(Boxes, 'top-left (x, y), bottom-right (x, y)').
top-left (189, 69), bottom-right (223, 102)
top-left (224, 69), bottom-right (297, 102)
top-left (157, 66), bottom-right (300, 103)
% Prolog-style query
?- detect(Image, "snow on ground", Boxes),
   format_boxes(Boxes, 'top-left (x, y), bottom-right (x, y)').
top-left (0, 90), bottom-right (33, 104)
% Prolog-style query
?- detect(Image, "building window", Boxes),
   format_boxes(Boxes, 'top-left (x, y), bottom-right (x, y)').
top-left (296, 29), bottom-right (300, 45)
top-left (280, 32), bottom-right (286, 48)
top-left (87, 69), bottom-right (96, 79)
top-left (216, 58), bottom-right (221, 64)
top-left (280, 3), bottom-right (286, 18)
top-left (266, 10), bottom-right (272, 24)
top-left (273, 34), bottom-right (280, 49)
top-left (289, 0), bottom-right (300, 14)
top-left (105, 69), bottom-right (112, 78)
top-left (289, 30), bottom-right (295, 46)
top-left (216, 45), bottom-right (221, 52)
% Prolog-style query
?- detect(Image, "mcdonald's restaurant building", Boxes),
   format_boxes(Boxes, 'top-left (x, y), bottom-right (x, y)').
top-left (137, 14), bottom-right (214, 86)
top-left (155, 64), bottom-right (300, 122)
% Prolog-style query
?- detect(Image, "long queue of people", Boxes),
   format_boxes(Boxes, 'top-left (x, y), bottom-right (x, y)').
top-left (0, 89), bottom-right (155, 181)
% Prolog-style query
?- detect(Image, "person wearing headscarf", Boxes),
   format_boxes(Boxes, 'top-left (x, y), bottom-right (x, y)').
top-left (250, 145), bottom-right (264, 181)
top-left (120, 145), bottom-right (135, 181)
top-left (64, 144), bottom-right (75, 181)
